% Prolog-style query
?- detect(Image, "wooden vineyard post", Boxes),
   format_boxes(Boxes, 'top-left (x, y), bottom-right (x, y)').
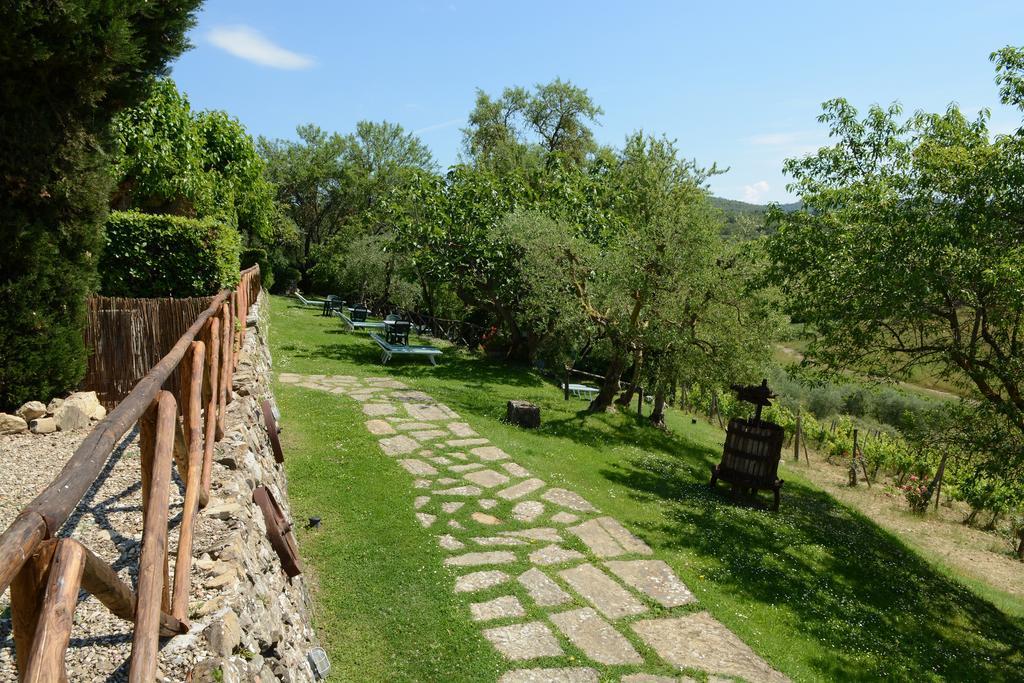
top-left (637, 387), bottom-right (644, 418)
top-left (794, 410), bottom-right (802, 464)
top-left (564, 367), bottom-right (570, 401)
top-left (129, 391), bottom-right (176, 683)
top-left (848, 429), bottom-right (859, 486)
top-left (9, 540), bottom-right (55, 681)
top-left (201, 317), bottom-right (221, 506)
top-left (22, 539), bottom-right (86, 683)
top-left (172, 340), bottom-right (205, 624)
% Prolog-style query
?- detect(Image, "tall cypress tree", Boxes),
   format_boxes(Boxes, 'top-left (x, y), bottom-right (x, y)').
top-left (0, 1), bottom-right (203, 408)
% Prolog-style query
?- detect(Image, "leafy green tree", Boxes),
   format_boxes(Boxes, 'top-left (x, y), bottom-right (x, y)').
top-left (464, 79), bottom-right (603, 168)
top-left (0, 0), bottom-right (201, 409)
top-left (110, 79), bottom-right (275, 241)
top-left (767, 46), bottom-right (1024, 441)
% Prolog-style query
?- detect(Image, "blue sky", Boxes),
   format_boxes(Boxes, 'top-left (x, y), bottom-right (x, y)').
top-left (171, 0), bottom-right (1024, 203)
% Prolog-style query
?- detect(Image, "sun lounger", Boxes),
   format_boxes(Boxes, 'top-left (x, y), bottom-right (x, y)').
top-left (340, 313), bottom-right (386, 332)
top-left (294, 291), bottom-right (326, 307)
top-left (563, 383), bottom-right (599, 399)
top-left (370, 333), bottom-right (442, 365)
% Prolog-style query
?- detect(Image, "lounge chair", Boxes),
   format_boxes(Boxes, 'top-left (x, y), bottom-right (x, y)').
top-left (370, 330), bottom-right (442, 365)
top-left (294, 291), bottom-right (326, 307)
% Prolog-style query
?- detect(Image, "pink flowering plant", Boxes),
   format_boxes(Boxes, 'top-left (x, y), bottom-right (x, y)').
top-left (899, 475), bottom-right (931, 513)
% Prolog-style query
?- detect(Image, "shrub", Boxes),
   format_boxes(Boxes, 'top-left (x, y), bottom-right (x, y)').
top-left (240, 247), bottom-right (275, 292)
top-left (0, 0), bottom-right (201, 410)
top-left (100, 211), bottom-right (240, 297)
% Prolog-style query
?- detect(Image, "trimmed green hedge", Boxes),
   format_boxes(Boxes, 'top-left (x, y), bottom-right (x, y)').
top-left (101, 211), bottom-right (240, 297)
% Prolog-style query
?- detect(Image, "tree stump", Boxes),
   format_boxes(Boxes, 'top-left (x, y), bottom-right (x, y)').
top-left (506, 400), bottom-right (540, 428)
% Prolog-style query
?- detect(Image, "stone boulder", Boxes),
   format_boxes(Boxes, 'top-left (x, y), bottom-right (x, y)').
top-left (65, 391), bottom-right (101, 416)
top-left (29, 417), bottom-right (57, 434)
top-left (0, 413), bottom-right (28, 434)
top-left (47, 397), bottom-right (64, 414)
top-left (54, 403), bottom-right (91, 431)
top-left (16, 400), bottom-right (46, 421)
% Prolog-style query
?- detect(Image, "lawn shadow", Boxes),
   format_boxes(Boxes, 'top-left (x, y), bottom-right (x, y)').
top-left (600, 451), bottom-right (1024, 681)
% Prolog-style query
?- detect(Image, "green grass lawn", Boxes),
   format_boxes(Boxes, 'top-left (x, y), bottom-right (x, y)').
top-left (270, 296), bottom-right (1024, 682)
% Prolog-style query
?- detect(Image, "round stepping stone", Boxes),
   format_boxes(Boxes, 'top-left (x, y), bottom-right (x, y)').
top-left (604, 560), bottom-right (696, 608)
top-left (471, 596), bottom-right (527, 621)
top-left (438, 535), bottom-right (465, 551)
top-left (482, 622), bottom-right (563, 660)
top-left (414, 496), bottom-right (430, 510)
top-left (416, 513), bottom-right (436, 528)
top-left (631, 613), bottom-right (790, 683)
top-left (364, 419), bottom-right (395, 435)
top-left (517, 568), bottom-right (571, 607)
top-left (398, 459), bottom-right (437, 476)
top-left (479, 499), bottom-right (498, 510)
top-left (498, 668), bottom-right (598, 683)
top-left (444, 551), bottom-right (517, 567)
top-left (549, 607), bottom-right (643, 665)
top-left (472, 445), bottom-right (511, 461)
top-left (529, 545), bottom-right (584, 566)
top-left (550, 512), bottom-right (579, 525)
top-left (454, 570), bottom-right (510, 593)
top-left (512, 501), bottom-right (544, 522)
top-left (471, 512), bottom-right (502, 526)
top-left (464, 469), bottom-right (510, 488)
top-left (558, 563), bottom-right (647, 619)
top-left (441, 502), bottom-right (464, 514)
top-left (497, 478), bottom-right (545, 500)
top-left (541, 488), bottom-right (597, 512)
top-left (379, 434), bottom-right (419, 455)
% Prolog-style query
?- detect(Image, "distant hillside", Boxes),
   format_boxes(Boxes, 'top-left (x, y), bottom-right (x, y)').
top-left (710, 197), bottom-right (802, 214)
top-left (710, 196), bottom-right (802, 240)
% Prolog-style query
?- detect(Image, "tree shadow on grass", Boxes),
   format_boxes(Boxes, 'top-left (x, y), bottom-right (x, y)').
top-left (600, 452), bottom-right (1024, 681)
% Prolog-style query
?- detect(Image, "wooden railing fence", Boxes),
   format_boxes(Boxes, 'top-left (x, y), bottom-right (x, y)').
top-left (0, 265), bottom-right (261, 682)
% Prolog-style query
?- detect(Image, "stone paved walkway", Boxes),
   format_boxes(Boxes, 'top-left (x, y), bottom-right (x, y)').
top-left (279, 372), bottom-right (789, 683)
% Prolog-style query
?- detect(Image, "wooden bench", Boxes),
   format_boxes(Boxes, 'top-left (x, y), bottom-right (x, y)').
top-left (370, 333), bottom-right (442, 365)
top-left (340, 313), bottom-right (386, 332)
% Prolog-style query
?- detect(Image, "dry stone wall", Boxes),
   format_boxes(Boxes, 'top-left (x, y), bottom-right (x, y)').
top-left (159, 292), bottom-right (321, 683)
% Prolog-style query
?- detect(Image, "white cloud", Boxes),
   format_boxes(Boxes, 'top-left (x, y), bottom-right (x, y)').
top-left (412, 118), bottom-right (462, 135)
top-left (742, 180), bottom-right (770, 203)
top-left (208, 25), bottom-right (314, 70)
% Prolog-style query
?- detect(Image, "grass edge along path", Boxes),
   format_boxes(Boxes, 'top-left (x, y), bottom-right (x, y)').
top-left (270, 296), bottom-right (1024, 682)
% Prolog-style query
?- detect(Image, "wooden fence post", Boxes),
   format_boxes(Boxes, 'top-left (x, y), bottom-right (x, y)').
top-left (172, 341), bottom-right (205, 623)
top-left (637, 387), bottom-right (644, 417)
top-left (22, 539), bottom-right (86, 683)
top-left (9, 540), bottom-right (56, 681)
top-left (794, 410), bottom-right (802, 464)
top-left (201, 317), bottom-right (221, 506)
top-left (564, 368), bottom-right (570, 401)
top-left (848, 429), bottom-right (859, 486)
top-left (129, 391), bottom-right (175, 683)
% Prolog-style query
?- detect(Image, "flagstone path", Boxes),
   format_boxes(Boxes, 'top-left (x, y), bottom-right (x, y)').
top-left (279, 372), bottom-right (789, 683)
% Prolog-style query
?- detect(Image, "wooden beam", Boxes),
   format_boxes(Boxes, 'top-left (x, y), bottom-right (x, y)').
top-left (22, 539), bottom-right (86, 683)
top-left (201, 317), bottom-right (221, 506)
top-left (129, 391), bottom-right (176, 683)
top-left (172, 341), bottom-right (206, 624)
top-left (10, 538), bottom-right (55, 682)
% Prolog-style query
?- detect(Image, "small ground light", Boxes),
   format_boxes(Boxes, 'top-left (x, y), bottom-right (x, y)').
top-left (308, 647), bottom-right (330, 679)
top-left (308, 516), bottom-right (321, 529)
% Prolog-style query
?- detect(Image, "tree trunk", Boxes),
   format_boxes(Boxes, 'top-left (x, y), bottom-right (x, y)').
top-left (616, 350), bottom-right (644, 407)
top-left (649, 390), bottom-right (667, 429)
top-left (1016, 529), bottom-right (1024, 561)
top-left (925, 450), bottom-right (949, 509)
top-left (589, 353), bottom-right (627, 413)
